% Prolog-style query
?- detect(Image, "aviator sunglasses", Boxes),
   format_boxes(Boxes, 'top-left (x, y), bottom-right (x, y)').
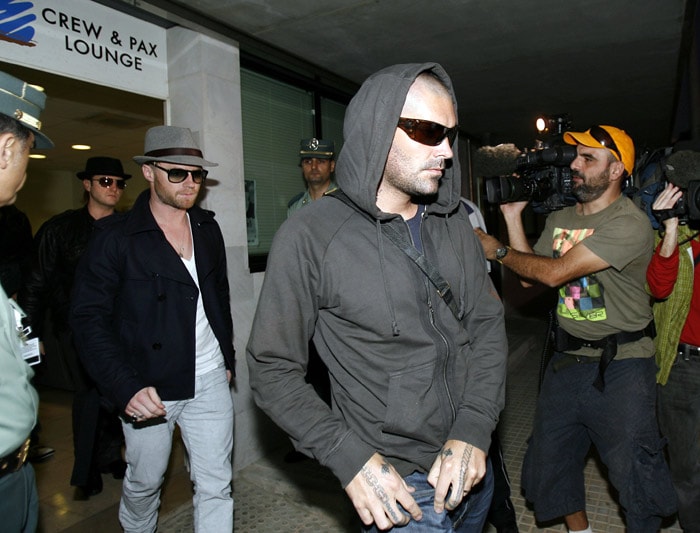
top-left (92, 177), bottom-right (127, 190)
top-left (397, 117), bottom-right (458, 147)
top-left (589, 125), bottom-right (622, 162)
top-left (151, 163), bottom-right (208, 184)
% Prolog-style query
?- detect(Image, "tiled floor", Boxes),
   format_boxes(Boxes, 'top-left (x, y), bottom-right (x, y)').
top-left (32, 388), bottom-right (193, 533)
top-left (31, 315), bottom-right (683, 532)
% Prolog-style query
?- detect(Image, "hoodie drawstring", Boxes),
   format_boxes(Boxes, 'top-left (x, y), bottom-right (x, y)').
top-left (444, 216), bottom-right (466, 320)
top-left (376, 219), bottom-right (400, 336)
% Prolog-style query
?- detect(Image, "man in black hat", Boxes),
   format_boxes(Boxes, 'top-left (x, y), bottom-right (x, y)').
top-left (0, 70), bottom-right (52, 533)
top-left (20, 156), bottom-right (132, 498)
top-left (70, 126), bottom-right (235, 532)
top-left (287, 137), bottom-right (336, 215)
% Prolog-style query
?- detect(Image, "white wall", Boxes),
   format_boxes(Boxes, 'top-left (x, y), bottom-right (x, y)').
top-left (165, 27), bottom-right (285, 472)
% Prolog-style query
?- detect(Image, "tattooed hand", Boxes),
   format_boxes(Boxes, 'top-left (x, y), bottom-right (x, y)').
top-left (427, 439), bottom-right (487, 513)
top-left (345, 452), bottom-right (422, 529)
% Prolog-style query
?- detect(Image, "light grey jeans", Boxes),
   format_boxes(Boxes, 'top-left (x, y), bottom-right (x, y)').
top-left (119, 367), bottom-right (234, 533)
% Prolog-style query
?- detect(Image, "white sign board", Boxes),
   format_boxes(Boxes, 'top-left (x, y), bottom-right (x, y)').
top-left (0, 0), bottom-right (168, 99)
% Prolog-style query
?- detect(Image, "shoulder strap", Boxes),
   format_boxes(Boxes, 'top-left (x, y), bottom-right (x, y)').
top-left (287, 191), bottom-right (305, 208)
top-left (329, 189), bottom-right (463, 321)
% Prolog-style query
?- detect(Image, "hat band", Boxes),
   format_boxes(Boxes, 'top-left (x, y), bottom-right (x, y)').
top-left (145, 147), bottom-right (203, 159)
top-left (13, 109), bottom-right (42, 132)
top-left (300, 150), bottom-right (334, 157)
top-left (0, 86), bottom-right (43, 133)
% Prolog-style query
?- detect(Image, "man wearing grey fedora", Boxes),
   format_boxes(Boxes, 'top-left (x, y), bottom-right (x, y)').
top-left (20, 156), bottom-right (131, 499)
top-left (0, 70), bottom-right (53, 532)
top-left (70, 126), bottom-right (235, 532)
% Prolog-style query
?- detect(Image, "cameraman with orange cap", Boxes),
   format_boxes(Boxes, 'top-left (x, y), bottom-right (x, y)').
top-left (478, 125), bottom-right (676, 533)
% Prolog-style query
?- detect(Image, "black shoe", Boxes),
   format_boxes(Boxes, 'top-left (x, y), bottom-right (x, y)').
top-left (100, 459), bottom-right (127, 479)
top-left (74, 474), bottom-right (103, 500)
top-left (28, 445), bottom-right (55, 463)
top-left (496, 525), bottom-right (519, 533)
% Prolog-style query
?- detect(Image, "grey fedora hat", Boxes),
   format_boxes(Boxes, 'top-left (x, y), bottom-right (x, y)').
top-left (133, 125), bottom-right (218, 167)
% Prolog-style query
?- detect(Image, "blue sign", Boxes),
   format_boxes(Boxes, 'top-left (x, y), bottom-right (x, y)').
top-left (0, 0), bottom-right (36, 46)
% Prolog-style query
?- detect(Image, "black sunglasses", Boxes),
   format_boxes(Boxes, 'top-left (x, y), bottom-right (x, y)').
top-left (92, 177), bottom-right (127, 190)
top-left (151, 163), bottom-right (208, 184)
top-left (397, 117), bottom-right (458, 147)
top-left (589, 125), bottom-right (622, 162)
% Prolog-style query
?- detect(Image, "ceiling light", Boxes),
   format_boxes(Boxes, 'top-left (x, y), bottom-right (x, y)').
top-left (29, 154), bottom-right (46, 159)
top-left (72, 144), bottom-right (91, 150)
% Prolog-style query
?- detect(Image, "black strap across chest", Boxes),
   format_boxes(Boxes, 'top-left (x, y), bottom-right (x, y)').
top-left (329, 189), bottom-right (463, 321)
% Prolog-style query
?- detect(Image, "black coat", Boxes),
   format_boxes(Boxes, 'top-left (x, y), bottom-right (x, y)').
top-left (70, 190), bottom-right (235, 411)
top-left (20, 206), bottom-right (94, 337)
top-left (0, 205), bottom-right (33, 298)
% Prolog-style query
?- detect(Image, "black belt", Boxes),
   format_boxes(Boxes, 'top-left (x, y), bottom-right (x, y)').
top-left (678, 342), bottom-right (700, 358)
top-left (554, 323), bottom-right (656, 353)
top-left (552, 353), bottom-right (601, 372)
top-left (0, 438), bottom-right (30, 478)
top-left (553, 321), bottom-right (655, 391)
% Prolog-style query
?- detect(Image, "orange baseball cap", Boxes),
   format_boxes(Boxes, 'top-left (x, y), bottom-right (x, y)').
top-left (563, 125), bottom-right (635, 175)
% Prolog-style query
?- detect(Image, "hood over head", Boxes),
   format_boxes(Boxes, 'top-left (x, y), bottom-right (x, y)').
top-left (335, 63), bottom-right (461, 219)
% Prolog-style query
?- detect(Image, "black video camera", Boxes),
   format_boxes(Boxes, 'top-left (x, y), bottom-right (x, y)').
top-left (484, 145), bottom-right (578, 214)
top-left (651, 181), bottom-right (700, 225)
top-left (637, 150), bottom-right (700, 227)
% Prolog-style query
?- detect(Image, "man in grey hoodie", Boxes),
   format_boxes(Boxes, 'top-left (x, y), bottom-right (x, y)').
top-left (247, 63), bottom-right (507, 532)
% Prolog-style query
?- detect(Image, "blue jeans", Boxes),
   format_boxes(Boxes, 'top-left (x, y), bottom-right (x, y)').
top-left (119, 367), bottom-right (234, 533)
top-left (658, 352), bottom-right (700, 532)
top-left (522, 353), bottom-right (676, 533)
top-left (362, 463), bottom-right (493, 532)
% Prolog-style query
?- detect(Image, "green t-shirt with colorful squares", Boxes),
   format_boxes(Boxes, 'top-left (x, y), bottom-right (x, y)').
top-left (534, 195), bottom-right (655, 358)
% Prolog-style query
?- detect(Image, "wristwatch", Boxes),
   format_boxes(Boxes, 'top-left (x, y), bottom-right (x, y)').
top-left (495, 246), bottom-right (509, 264)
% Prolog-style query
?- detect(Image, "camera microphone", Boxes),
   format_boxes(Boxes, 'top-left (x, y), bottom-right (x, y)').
top-left (472, 144), bottom-right (521, 177)
top-left (664, 150), bottom-right (700, 189)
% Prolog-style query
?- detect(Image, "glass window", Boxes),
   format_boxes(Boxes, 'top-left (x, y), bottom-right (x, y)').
top-left (242, 68), bottom-right (347, 271)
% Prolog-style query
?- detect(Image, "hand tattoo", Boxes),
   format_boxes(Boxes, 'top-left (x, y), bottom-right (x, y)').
top-left (361, 464), bottom-right (401, 522)
top-left (442, 443), bottom-right (474, 504)
top-left (458, 444), bottom-right (474, 491)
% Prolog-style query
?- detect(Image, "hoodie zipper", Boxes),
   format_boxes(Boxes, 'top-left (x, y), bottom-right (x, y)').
top-left (418, 211), bottom-right (456, 421)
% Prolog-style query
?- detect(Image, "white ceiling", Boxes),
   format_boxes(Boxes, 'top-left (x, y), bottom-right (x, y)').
top-left (155, 0), bottom-right (693, 149)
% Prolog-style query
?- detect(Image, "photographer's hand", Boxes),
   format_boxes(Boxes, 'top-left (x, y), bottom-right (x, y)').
top-left (499, 200), bottom-right (528, 218)
top-left (474, 228), bottom-right (502, 261)
top-left (653, 183), bottom-right (682, 258)
top-left (499, 201), bottom-right (535, 256)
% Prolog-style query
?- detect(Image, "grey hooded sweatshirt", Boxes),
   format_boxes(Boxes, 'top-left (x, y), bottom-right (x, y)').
top-left (247, 62), bottom-right (507, 488)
